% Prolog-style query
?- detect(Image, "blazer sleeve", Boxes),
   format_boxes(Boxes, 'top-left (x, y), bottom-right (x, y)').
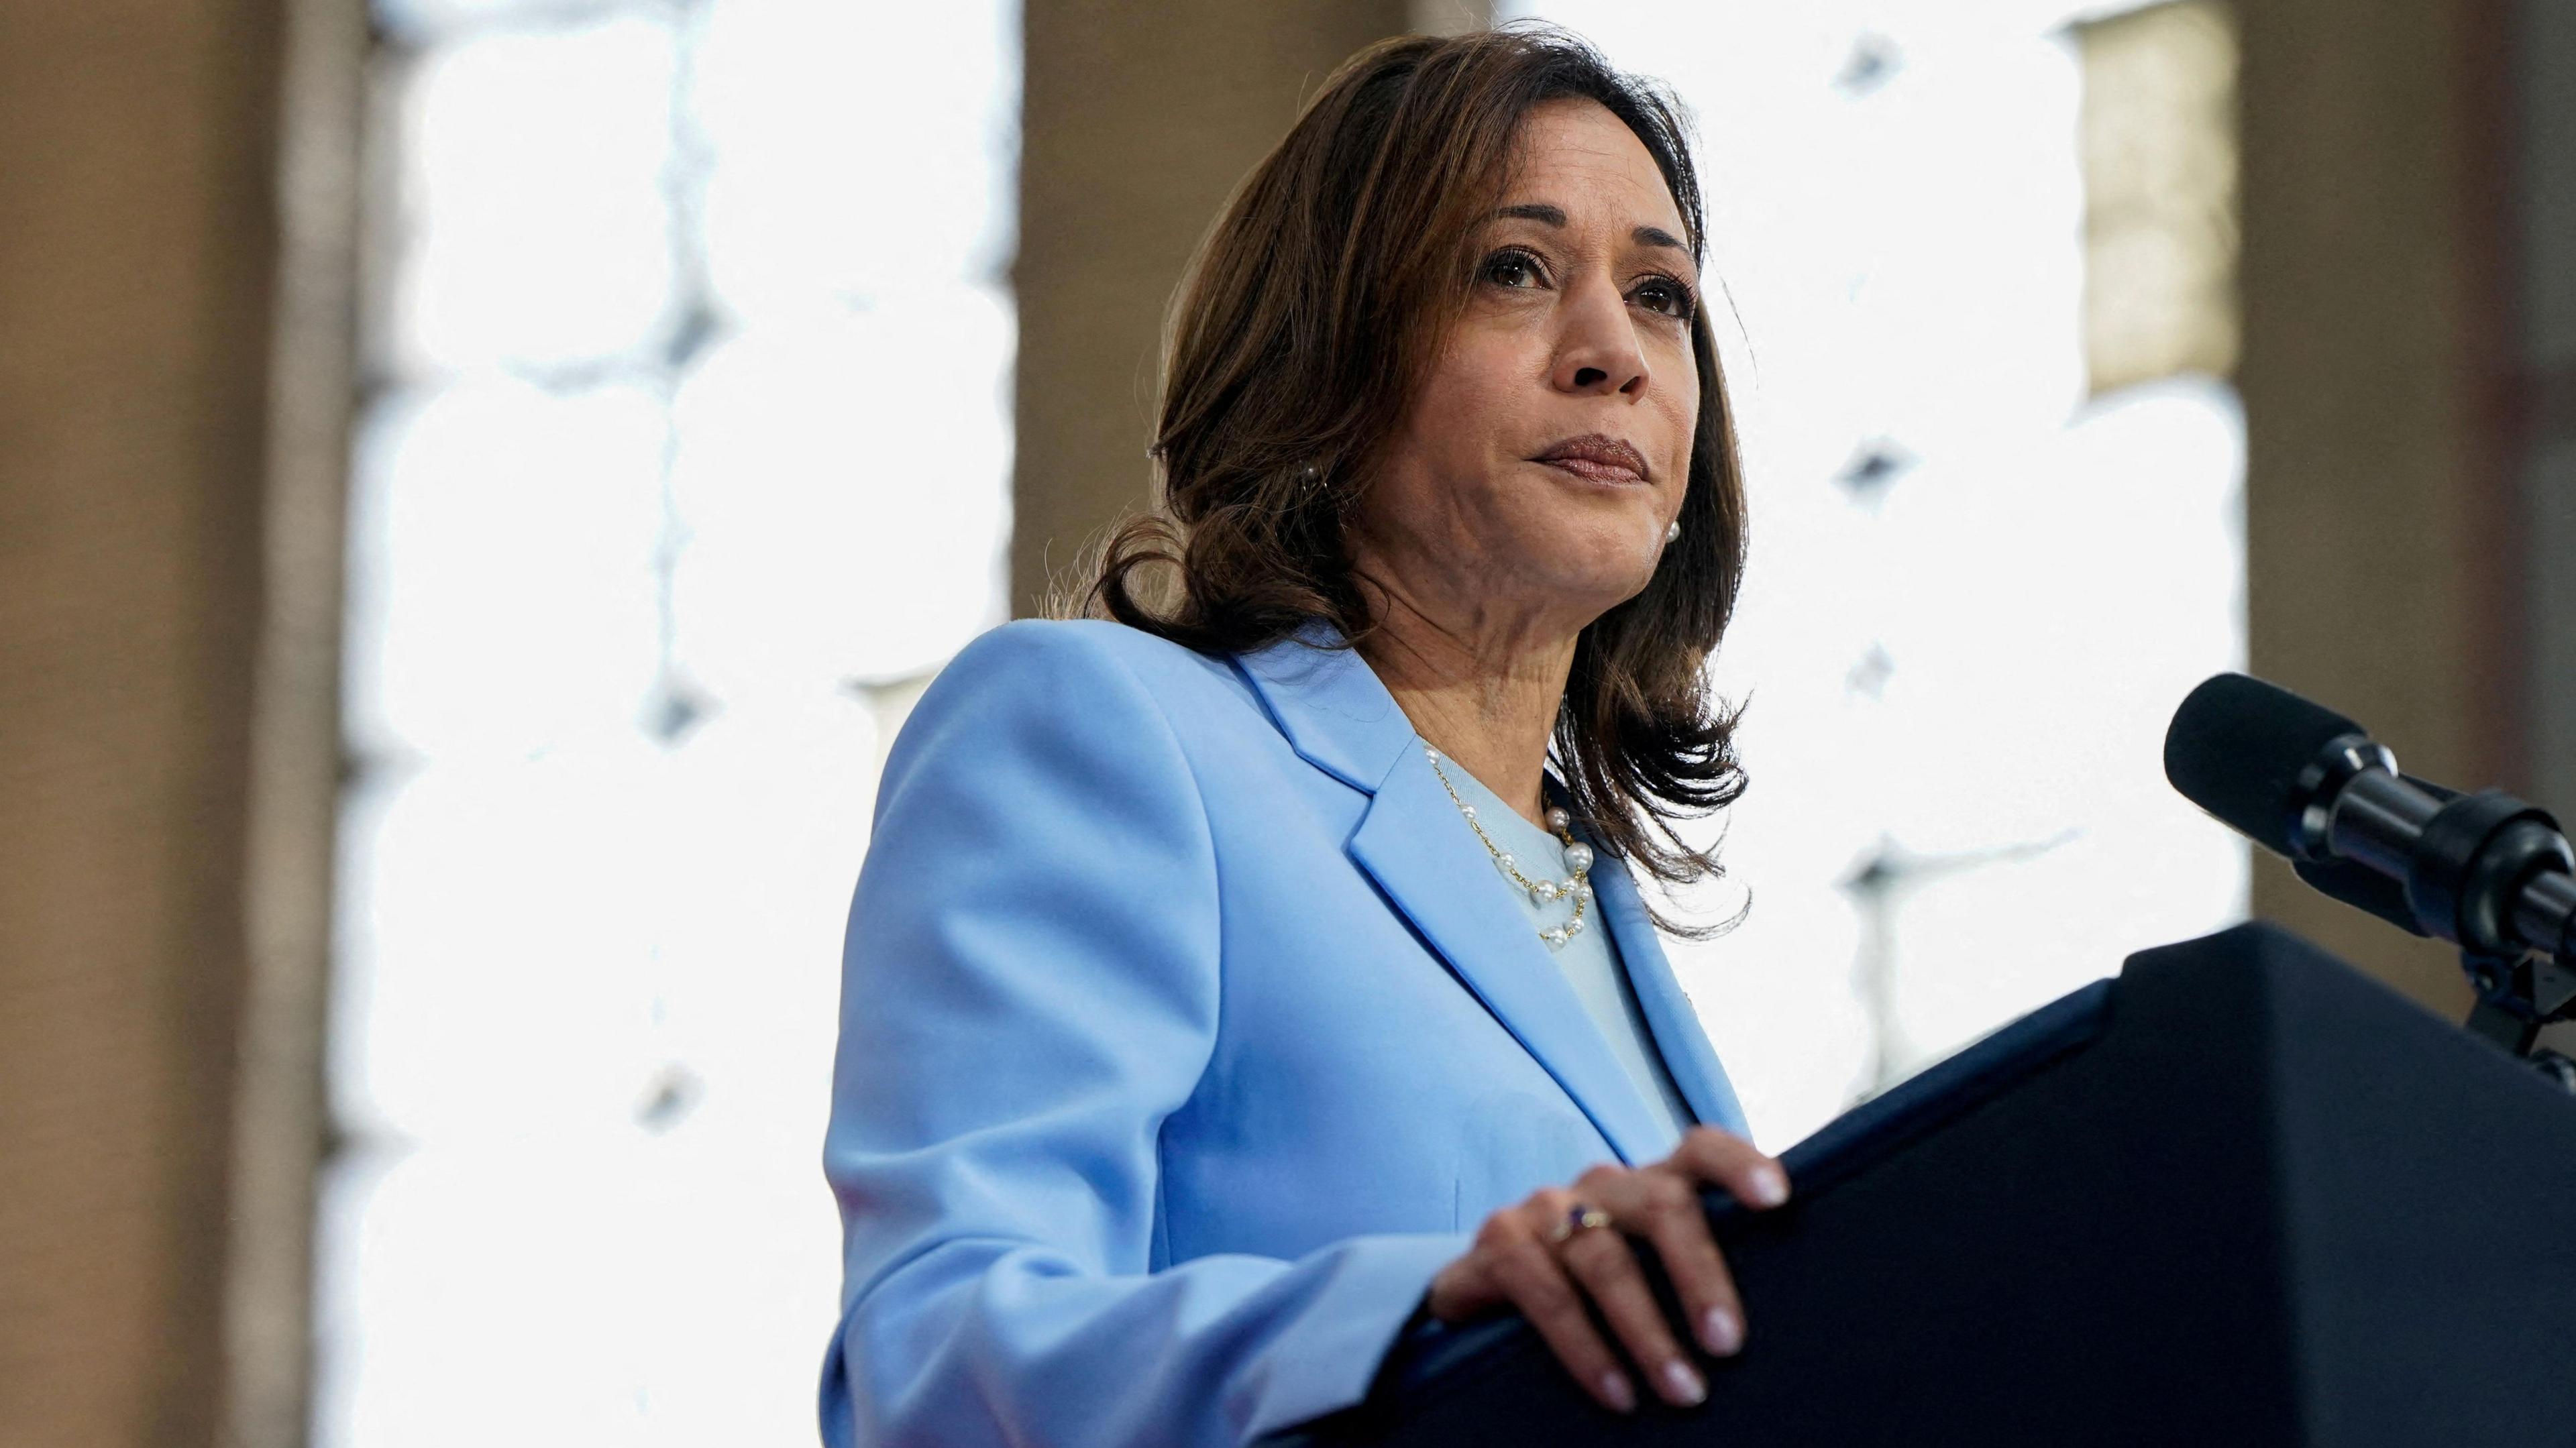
top-left (817, 622), bottom-right (1466, 1448)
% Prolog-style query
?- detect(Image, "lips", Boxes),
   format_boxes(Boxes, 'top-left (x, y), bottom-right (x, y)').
top-left (1533, 433), bottom-right (1650, 485)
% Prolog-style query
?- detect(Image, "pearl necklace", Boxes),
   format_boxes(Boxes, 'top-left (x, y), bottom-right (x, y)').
top-left (1423, 744), bottom-right (1595, 949)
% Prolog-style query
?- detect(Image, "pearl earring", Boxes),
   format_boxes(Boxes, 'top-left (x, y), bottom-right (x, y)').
top-left (1666, 519), bottom-right (1682, 544)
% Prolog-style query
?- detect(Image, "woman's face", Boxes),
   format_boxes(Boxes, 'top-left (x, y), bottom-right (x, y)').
top-left (1353, 97), bottom-right (1701, 638)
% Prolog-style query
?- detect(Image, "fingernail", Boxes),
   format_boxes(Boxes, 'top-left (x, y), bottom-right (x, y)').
top-left (1660, 1359), bottom-right (1707, 1406)
top-left (1701, 1305), bottom-right (1743, 1356)
top-left (1746, 1164), bottom-right (1788, 1208)
top-left (1599, 1370), bottom-right (1637, 1412)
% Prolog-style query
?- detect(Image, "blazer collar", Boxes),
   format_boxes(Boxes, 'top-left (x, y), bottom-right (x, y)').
top-left (1232, 621), bottom-right (1417, 794)
top-left (1234, 622), bottom-right (1684, 1165)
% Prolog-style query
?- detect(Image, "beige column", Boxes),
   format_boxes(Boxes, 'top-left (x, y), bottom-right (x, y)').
top-left (2516, 0), bottom-right (2576, 828)
top-left (0, 1), bottom-right (309, 1445)
top-left (2236, 0), bottom-right (2524, 1012)
top-left (1012, 0), bottom-right (1419, 614)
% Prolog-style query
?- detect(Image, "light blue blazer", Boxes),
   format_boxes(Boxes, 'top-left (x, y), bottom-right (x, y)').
top-left (818, 618), bottom-right (1748, 1448)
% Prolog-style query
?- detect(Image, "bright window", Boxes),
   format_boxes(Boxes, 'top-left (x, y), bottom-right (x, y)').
top-left (319, 2), bottom-right (1018, 1442)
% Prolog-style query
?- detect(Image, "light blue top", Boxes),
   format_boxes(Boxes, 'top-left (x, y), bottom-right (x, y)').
top-left (818, 620), bottom-right (1748, 1448)
top-left (1434, 761), bottom-right (1697, 1152)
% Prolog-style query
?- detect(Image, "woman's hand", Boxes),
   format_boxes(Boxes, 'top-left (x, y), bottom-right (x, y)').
top-left (1424, 1127), bottom-right (1789, 1413)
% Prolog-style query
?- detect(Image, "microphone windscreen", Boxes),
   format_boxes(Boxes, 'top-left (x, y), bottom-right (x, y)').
top-left (2163, 672), bottom-right (2366, 856)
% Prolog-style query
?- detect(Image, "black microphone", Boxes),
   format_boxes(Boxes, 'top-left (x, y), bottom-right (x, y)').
top-left (2163, 673), bottom-right (2576, 964)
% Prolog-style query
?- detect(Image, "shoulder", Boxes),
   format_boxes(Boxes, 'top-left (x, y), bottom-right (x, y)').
top-left (883, 620), bottom-right (1261, 794)
top-left (914, 619), bottom-right (1254, 740)
top-left (930, 617), bottom-right (1244, 703)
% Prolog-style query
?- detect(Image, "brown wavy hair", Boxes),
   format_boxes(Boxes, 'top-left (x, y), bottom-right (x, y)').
top-left (1072, 23), bottom-right (1751, 928)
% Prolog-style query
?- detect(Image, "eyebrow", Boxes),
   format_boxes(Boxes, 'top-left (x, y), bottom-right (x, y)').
top-left (1492, 203), bottom-right (1692, 256)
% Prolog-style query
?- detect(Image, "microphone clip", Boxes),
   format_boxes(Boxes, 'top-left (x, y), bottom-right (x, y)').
top-left (2420, 790), bottom-right (2576, 1083)
top-left (2461, 946), bottom-right (2576, 1093)
top-left (2461, 946), bottom-right (2576, 1058)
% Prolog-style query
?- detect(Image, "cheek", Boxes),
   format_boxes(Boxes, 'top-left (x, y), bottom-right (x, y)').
top-left (1661, 370), bottom-right (1701, 498)
top-left (1416, 331), bottom-right (1541, 453)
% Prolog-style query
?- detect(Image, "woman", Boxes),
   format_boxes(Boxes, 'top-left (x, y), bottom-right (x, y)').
top-left (820, 26), bottom-right (1789, 1448)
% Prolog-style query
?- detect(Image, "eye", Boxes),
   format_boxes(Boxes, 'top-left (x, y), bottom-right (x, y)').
top-left (1631, 275), bottom-right (1697, 320)
top-left (1481, 247), bottom-right (1548, 290)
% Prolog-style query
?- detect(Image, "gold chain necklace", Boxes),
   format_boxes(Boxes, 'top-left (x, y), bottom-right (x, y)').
top-left (1422, 744), bottom-right (1595, 950)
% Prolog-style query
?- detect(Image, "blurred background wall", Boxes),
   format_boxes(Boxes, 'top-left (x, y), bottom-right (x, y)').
top-left (2235, 0), bottom-right (2565, 1014)
top-left (1013, 0), bottom-right (1411, 607)
top-left (1, 0), bottom-right (2567, 1444)
top-left (0, 1), bottom-right (317, 1445)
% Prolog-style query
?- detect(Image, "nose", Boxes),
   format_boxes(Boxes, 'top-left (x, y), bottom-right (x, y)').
top-left (1549, 275), bottom-right (1650, 398)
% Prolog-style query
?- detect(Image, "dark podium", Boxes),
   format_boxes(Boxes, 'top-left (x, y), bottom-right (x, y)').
top-left (1268, 922), bottom-right (2576, 1447)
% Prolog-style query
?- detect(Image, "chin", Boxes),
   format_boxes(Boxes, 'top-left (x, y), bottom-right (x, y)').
top-left (1535, 540), bottom-right (1665, 618)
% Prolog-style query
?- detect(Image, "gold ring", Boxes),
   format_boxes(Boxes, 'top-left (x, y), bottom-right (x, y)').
top-left (1550, 1203), bottom-right (1613, 1244)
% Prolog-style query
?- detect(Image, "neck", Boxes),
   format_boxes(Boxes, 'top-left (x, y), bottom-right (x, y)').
top-left (1354, 579), bottom-right (1578, 830)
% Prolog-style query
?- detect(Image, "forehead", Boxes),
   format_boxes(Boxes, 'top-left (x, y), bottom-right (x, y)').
top-left (1501, 98), bottom-right (1684, 235)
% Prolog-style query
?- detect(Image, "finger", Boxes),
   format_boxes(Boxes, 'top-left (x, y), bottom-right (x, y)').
top-left (1629, 1166), bottom-right (1746, 1357)
top-left (1556, 1213), bottom-right (1707, 1406)
top-left (1423, 1247), bottom-right (1504, 1323)
top-left (1672, 1125), bottom-right (1789, 1211)
top-left (1486, 1207), bottom-right (1639, 1413)
top-left (1483, 1211), bottom-right (1638, 1401)
top-left (1430, 1187), bottom-right (1577, 1324)
top-left (1590, 1166), bottom-right (1736, 1368)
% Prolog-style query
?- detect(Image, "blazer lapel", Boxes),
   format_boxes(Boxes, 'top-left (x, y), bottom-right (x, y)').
top-left (1589, 857), bottom-right (1751, 1139)
top-left (1350, 763), bottom-right (1674, 1166)
top-left (1236, 628), bottom-right (1674, 1166)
